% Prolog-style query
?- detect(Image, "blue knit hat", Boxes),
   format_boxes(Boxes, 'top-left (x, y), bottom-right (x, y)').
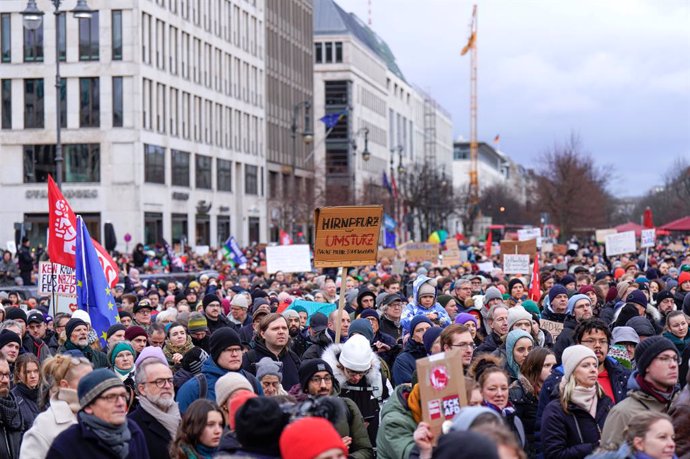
top-left (410, 315), bottom-right (433, 335)
top-left (566, 294), bottom-right (591, 315)
top-left (78, 368), bottom-right (124, 409)
top-left (422, 326), bottom-right (444, 355)
top-left (548, 285), bottom-right (568, 303)
top-left (348, 318), bottom-right (374, 343)
top-left (505, 329), bottom-right (533, 378)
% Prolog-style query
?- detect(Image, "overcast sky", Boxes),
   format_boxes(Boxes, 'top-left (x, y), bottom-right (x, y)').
top-left (335, 0), bottom-right (690, 196)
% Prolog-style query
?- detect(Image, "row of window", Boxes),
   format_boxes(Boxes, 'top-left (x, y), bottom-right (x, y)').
top-left (24, 144), bottom-right (100, 183)
top-left (314, 42), bottom-right (343, 64)
top-left (144, 211), bottom-right (235, 247)
top-left (143, 144), bottom-right (262, 195)
top-left (1, 77), bottom-right (123, 130)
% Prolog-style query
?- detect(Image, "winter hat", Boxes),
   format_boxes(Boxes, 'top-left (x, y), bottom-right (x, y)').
top-left (433, 430), bottom-right (499, 459)
top-left (683, 292), bottom-right (690, 316)
top-left (560, 274), bottom-right (576, 287)
top-left (106, 323), bottom-right (127, 339)
top-left (508, 278), bottom-right (524, 295)
top-left (298, 359), bottom-right (334, 392)
top-left (522, 300), bottom-right (540, 317)
top-left (410, 315), bottom-right (433, 335)
top-left (418, 282), bottom-right (436, 299)
top-left (65, 318), bottom-right (89, 339)
top-left (448, 406), bottom-right (502, 432)
top-left (119, 310), bottom-right (133, 322)
top-left (281, 309), bottom-right (299, 321)
top-left (339, 334), bottom-right (374, 372)
top-left (578, 285), bottom-right (596, 296)
top-left (634, 336), bottom-right (678, 377)
top-left (422, 326), bottom-right (444, 355)
top-left (209, 328), bottom-right (242, 363)
top-left (181, 347), bottom-right (209, 374)
top-left (626, 290), bottom-right (648, 309)
top-left (108, 341), bottom-right (135, 366)
top-left (230, 294), bottom-right (250, 309)
top-left (134, 345), bottom-right (167, 366)
top-left (26, 310), bottom-right (45, 325)
top-left (309, 312), bottom-right (328, 332)
top-left (566, 294), bottom-right (591, 315)
top-left (164, 295), bottom-right (175, 305)
top-left (256, 357), bottom-right (283, 382)
top-left (483, 286), bottom-right (503, 304)
top-left (454, 313), bottom-right (478, 327)
top-left (187, 312), bottom-right (209, 334)
top-left (280, 416), bottom-right (347, 459)
top-left (0, 330), bottom-right (21, 349)
top-left (228, 390), bottom-right (257, 430)
top-left (124, 326), bottom-right (147, 342)
top-left (359, 308), bottom-right (380, 324)
top-left (561, 344), bottom-right (597, 382)
top-left (202, 294), bottom-right (221, 310)
top-left (611, 326), bottom-right (640, 345)
top-left (507, 306), bottom-right (533, 330)
top-left (235, 397), bottom-right (287, 457)
top-left (505, 329), bottom-right (534, 378)
top-left (348, 318), bottom-right (374, 343)
top-left (678, 271), bottom-right (690, 285)
top-left (548, 285), bottom-right (568, 303)
top-left (356, 290), bottom-right (376, 308)
top-left (6, 307), bottom-right (27, 324)
top-left (437, 295), bottom-right (454, 309)
top-left (625, 316), bottom-right (656, 338)
top-left (77, 368), bottom-right (124, 409)
top-left (215, 372), bottom-right (254, 407)
top-left (656, 290), bottom-right (674, 305)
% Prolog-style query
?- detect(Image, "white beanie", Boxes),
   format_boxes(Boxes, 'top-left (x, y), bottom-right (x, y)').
top-left (230, 294), bottom-right (250, 309)
top-left (72, 309), bottom-right (92, 326)
top-left (507, 306), bottom-right (533, 330)
top-left (418, 282), bottom-right (436, 298)
top-left (562, 345), bottom-right (597, 382)
top-left (215, 372), bottom-right (254, 407)
top-left (339, 334), bottom-right (374, 372)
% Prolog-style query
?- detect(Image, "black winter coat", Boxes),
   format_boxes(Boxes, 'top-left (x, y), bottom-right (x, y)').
top-left (302, 330), bottom-right (334, 360)
top-left (0, 393), bottom-right (23, 459)
top-left (128, 405), bottom-right (174, 459)
top-left (379, 316), bottom-right (403, 342)
top-left (541, 395), bottom-right (613, 459)
top-left (12, 384), bottom-right (39, 431)
top-left (509, 377), bottom-right (539, 457)
top-left (553, 315), bottom-right (578, 364)
top-left (205, 314), bottom-right (232, 335)
top-left (242, 340), bottom-right (301, 389)
top-left (47, 417), bottom-right (150, 459)
top-left (475, 331), bottom-right (502, 356)
top-left (392, 339), bottom-right (426, 386)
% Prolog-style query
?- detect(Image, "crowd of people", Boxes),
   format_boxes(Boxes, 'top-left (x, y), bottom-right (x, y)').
top-left (0, 235), bottom-right (688, 459)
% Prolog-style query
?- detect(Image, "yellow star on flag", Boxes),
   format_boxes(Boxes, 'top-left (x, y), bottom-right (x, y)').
top-left (105, 287), bottom-right (111, 296)
top-left (77, 280), bottom-right (83, 288)
top-left (108, 301), bottom-right (114, 310)
top-left (115, 315), bottom-right (121, 323)
top-left (101, 331), bottom-right (108, 340)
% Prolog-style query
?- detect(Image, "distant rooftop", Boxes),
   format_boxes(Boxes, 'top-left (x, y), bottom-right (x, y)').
top-left (314, 0), bottom-right (406, 81)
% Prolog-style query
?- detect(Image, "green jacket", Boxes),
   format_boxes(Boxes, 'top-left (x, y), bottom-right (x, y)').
top-left (334, 397), bottom-right (374, 459)
top-left (376, 385), bottom-right (418, 459)
top-left (60, 341), bottom-right (109, 369)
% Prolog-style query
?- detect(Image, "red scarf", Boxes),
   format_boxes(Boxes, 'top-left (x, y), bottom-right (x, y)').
top-left (635, 373), bottom-right (675, 404)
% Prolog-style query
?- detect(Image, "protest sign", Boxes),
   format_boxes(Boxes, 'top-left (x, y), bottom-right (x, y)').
top-left (377, 248), bottom-right (397, 261)
top-left (500, 239), bottom-right (537, 262)
top-left (313, 206), bottom-right (382, 268)
top-left (391, 260), bottom-right (405, 276)
top-left (518, 228), bottom-right (541, 242)
top-left (37, 262), bottom-right (76, 296)
top-left (400, 242), bottom-right (439, 263)
top-left (595, 228), bottom-right (617, 244)
top-left (266, 244), bottom-right (312, 273)
top-left (553, 244), bottom-right (568, 255)
top-left (540, 319), bottom-right (564, 340)
top-left (445, 238), bottom-right (459, 250)
top-left (641, 229), bottom-right (656, 248)
top-left (477, 261), bottom-right (494, 273)
top-left (503, 254), bottom-right (530, 274)
top-left (417, 349), bottom-right (468, 444)
top-left (441, 250), bottom-right (461, 267)
top-left (605, 231), bottom-right (636, 256)
top-left (541, 242), bottom-right (554, 253)
top-left (6, 241), bottom-right (16, 255)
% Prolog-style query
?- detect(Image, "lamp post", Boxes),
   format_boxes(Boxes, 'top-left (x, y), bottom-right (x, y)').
top-left (389, 145), bottom-right (404, 242)
top-left (350, 127), bottom-right (370, 203)
top-left (22, 0), bottom-right (93, 191)
top-left (289, 100), bottom-right (313, 240)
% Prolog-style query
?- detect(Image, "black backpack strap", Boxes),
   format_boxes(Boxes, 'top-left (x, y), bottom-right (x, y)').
top-left (196, 373), bottom-right (208, 399)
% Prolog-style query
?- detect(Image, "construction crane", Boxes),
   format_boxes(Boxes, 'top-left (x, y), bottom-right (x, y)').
top-left (461, 5), bottom-right (480, 229)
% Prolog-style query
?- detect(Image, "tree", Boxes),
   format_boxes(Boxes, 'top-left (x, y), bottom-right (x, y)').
top-left (533, 135), bottom-right (615, 238)
top-left (478, 182), bottom-right (534, 225)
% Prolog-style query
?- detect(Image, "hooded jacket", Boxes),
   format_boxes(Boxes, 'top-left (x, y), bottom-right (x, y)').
top-left (376, 385), bottom-right (418, 459)
top-left (400, 276), bottom-right (451, 334)
top-left (392, 339), bottom-right (427, 386)
top-left (302, 329), bottom-right (334, 360)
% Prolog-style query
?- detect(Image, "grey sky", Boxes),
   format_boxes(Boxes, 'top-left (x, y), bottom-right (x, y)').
top-left (335, 0), bottom-right (690, 196)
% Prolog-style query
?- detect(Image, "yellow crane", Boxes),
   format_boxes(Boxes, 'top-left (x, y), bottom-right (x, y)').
top-left (461, 5), bottom-right (479, 225)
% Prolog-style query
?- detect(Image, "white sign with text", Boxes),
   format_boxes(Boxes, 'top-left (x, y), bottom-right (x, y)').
top-left (605, 231), bottom-right (636, 256)
top-left (266, 244), bottom-right (312, 273)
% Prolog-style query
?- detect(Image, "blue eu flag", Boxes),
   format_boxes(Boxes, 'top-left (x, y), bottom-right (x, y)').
top-left (75, 216), bottom-right (118, 346)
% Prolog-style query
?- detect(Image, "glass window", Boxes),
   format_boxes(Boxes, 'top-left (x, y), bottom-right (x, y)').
top-left (24, 24), bottom-right (44, 62)
top-left (335, 42), bottom-right (342, 63)
top-left (1, 79), bottom-right (10, 129)
top-left (1, 14), bottom-right (10, 63)
top-left (245, 164), bottom-right (258, 195)
top-left (314, 42), bottom-right (322, 63)
top-left (24, 79), bottom-right (44, 128)
top-left (57, 13), bottom-right (66, 62)
top-left (59, 80), bottom-right (66, 128)
top-left (171, 149), bottom-right (190, 187)
top-left (217, 158), bottom-right (232, 192)
top-left (195, 215), bottom-right (210, 246)
top-left (23, 144), bottom-right (100, 183)
top-left (144, 212), bottom-right (163, 245)
top-left (112, 76), bottom-right (123, 127)
top-left (112, 11), bottom-right (122, 61)
top-left (171, 213), bottom-right (188, 246)
top-left (79, 77), bottom-right (100, 127)
top-left (217, 215), bottom-right (230, 245)
top-left (79, 11), bottom-right (99, 61)
top-left (324, 42), bottom-right (332, 63)
top-left (144, 144), bottom-right (165, 184)
top-left (195, 154), bottom-right (212, 189)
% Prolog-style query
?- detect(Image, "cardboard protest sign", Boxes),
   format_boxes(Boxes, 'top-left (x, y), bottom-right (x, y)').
top-left (417, 348), bottom-right (468, 444)
top-left (266, 244), bottom-right (312, 273)
top-left (541, 242), bottom-right (554, 253)
top-left (605, 231), bottom-right (636, 256)
top-left (518, 228), bottom-right (541, 247)
top-left (37, 262), bottom-right (76, 296)
top-left (400, 242), bottom-right (439, 263)
top-left (500, 239), bottom-right (537, 262)
top-left (640, 229), bottom-right (656, 249)
top-left (441, 250), bottom-right (461, 267)
top-left (445, 238), bottom-right (459, 250)
top-left (553, 244), bottom-right (568, 255)
top-left (540, 319), bottom-right (564, 340)
top-left (377, 248), bottom-right (397, 261)
top-left (503, 254), bottom-right (530, 274)
top-left (391, 260), bottom-right (405, 276)
top-left (313, 206), bottom-right (382, 268)
top-left (595, 228), bottom-right (617, 244)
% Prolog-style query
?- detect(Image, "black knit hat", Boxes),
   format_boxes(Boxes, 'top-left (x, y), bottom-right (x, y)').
top-left (106, 323), bottom-right (127, 339)
top-left (235, 397), bottom-right (288, 457)
top-left (65, 318), bottom-right (89, 339)
top-left (202, 294), bottom-right (221, 310)
top-left (0, 330), bottom-right (21, 349)
top-left (634, 335), bottom-right (678, 376)
top-left (656, 290), bottom-right (674, 304)
top-left (209, 327), bottom-right (241, 363)
top-left (298, 358), bottom-right (334, 392)
top-left (6, 307), bottom-right (27, 324)
top-left (508, 278), bottom-right (524, 295)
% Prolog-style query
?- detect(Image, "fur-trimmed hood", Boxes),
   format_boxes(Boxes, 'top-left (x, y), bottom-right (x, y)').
top-left (321, 341), bottom-right (385, 399)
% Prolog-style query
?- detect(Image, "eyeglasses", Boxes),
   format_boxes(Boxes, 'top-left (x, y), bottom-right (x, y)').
top-left (656, 355), bottom-right (680, 365)
top-left (344, 367), bottom-right (370, 378)
top-left (310, 375), bottom-right (333, 384)
top-left (451, 342), bottom-right (476, 350)
top-left (0, 372), bottom-right (10, 380)
top-left (98, 392), bottom-right (130, 404)
top-left (388, 303), bottom-right (403, 308)
top-left (580, 339), bottom-right (608, 346)
top-left (146, 378), bottom-right (174, 388)
top-left (223, 347), bottom-right (243, 355)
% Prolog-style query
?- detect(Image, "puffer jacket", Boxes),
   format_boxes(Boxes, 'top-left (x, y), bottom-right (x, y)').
top-left (669, 384), bottom-right (690, 459)
top-left (376, 385), bottom-right (418, 459)
top-left (400, 275), bottom-right (452, 334)
top-left (392, 339), bottom-right (426, 386)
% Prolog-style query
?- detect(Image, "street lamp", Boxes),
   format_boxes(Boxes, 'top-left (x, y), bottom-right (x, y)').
top-left (352, 127), bottom-right (370, 162)
top-left (22, 0), bottom-right (93, 190)
top-left (289, 100), bottom-right (313, 239)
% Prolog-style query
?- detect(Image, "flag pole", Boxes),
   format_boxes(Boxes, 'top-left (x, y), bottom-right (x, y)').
top-left (334, 266), bottom-right (348, 344)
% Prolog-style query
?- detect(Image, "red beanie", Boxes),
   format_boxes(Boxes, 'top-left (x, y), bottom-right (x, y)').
top-left (679, 271), bottom-right (690, 286)
top-left (228, 390), bottom-right (257, 431)
top-left (614, 268), bottom-right (625, 280)
top-left (280, 417), bottom-right (347, 459)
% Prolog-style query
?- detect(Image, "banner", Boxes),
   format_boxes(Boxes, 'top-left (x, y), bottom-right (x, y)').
top-left (266, 244), bottom-right (312, 273)
top-left (595, 228), bottom-right (617, 244)
top-left (605, 231), bottom-right (636, 256)
top-left (223, 236), bottom-right (247, 266)
top-left (640, 229), bottom-right (656, 249)
top-left (48, 175), bottom-right (78, 267)
top-left (313, 206), bottom-right (382, 268)
top-left (503, 254), bottom-right (530, 274)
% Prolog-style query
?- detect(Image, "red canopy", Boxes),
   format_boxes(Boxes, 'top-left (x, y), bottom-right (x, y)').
top-left (614, 222), bottom-right (645, 236)
top-left (660, 216), bottom-right (690, 232)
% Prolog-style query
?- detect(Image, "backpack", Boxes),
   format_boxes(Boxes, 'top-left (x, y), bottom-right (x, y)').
top-left (196, 373), bottom-right (208, 399)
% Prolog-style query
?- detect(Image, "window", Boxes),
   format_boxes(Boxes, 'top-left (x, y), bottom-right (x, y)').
top-left (79, 77), bottom-right (100, 127)
top-left (1, 14), bottom-right (10, 63)
top-left (195, 215), bottom-right (210, 246)
top-left (195, 154), bottom-right (212, 189)
top-left (59, 80), bottom-right (66, 128)
top-left (244, 164), bottom-right (258, 195)
top-left (335, 42), bottom-right (342, 63)
top-left (24, 24), bottom-right (44, 62)
top-left (171, 150), bottom-right (190, 187)
top-left (79, 11), bottom-right (99, 61)
top-left (217, 158), bottom-right (232, 192)
top-left (171, 213), bottom-right (188, 246)
top-left (324, 42), bottom-right (332, 63)
top-left (144, 144), bottom-right (165, 184)
top-left (268, 171), bottom-right (278, 199)
top-left (217, 216), bottom-right (230, 246)
top-left (23, 144), bottom-right (100, 183)
top-left (112, 11), bottom-right (122, 60)
top-left (314, 42), bottom-right (322, 62)
top-left (144, 212), bottom-right (163, 245)
top-left (1, 79), bottom-right (10, 129)
top-left (112, 77), bottom-right (123, 127)
top-left (57, 13), bottom-right (66, 62)
top-left (24, 79), bottom-right (44, 128)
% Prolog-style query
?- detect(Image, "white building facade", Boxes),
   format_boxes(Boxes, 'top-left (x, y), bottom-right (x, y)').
top-left (0, 0), bottom-right (267, 252)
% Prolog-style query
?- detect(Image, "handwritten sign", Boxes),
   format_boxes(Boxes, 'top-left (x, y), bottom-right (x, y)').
top-left (503, 254), bottom-right (530, 274)
top-left (377, 248), bottom-right (397, 261)
top-left (595, 228), bottom-right (618, 244)
top-left (400, 242), bottom-right (439, 263)
top-left (500, 239), bottom-right (537, 262)
top-left (266, 244), bottom-right (312, 273)
top-left (640, 229), bottom-right (656, 249)
top-left (540, 319), bottom-right (564, 340)
top-left (37, 262), bottom-right (76, 296)
top-left (605, 231), bottom-right (636, 256)
top-left (518, 228), bottom-right (542, 248)
top-left (477, 261), bottom-right (494, 273)
top-left (313, 206), bottom-right (382, 268)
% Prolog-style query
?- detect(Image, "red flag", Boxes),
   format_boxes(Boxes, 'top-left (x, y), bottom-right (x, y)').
top-left (48, 175), bottom-right (78, 267)
top-left (279, 230), bottom-right (293, 246)
top-left (529, 256), bottom-right (541, 302)
top-left (643, 207), bottom-right (653, 228)
top-left (391, 174), bottom-right (399, 200)
top-left (93, 238), bottom-right (119, 289)
top-left (485, 230), bottom-right (493, 257)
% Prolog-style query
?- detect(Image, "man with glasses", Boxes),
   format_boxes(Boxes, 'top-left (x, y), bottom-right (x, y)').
top-left (378, 293), bottom-right (404, 342)
top-left (47, 368), bottom-right (149, 458)
top-left (133, 299), bottom-right (154, 332)
top-left (129, 358), bottom-right (180, 459)
top-left (202, 294), bottom-right (232, 335)
top-left (439, 324), bottom-right (475, 371)
top-left (600, 336), bottom-right (681, 451)
top-left (452, 279), bottom-right (473, 310)
top-left (0, 354), bottom-right (22, 459)
top-left (298, 359), bottom-right (373, 459)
